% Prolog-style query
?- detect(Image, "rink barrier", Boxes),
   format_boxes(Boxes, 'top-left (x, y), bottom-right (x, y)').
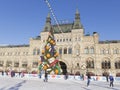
top-left (0, 73), bottom-right (120, 81)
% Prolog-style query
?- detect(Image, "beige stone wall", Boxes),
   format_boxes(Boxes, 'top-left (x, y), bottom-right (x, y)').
top-left (0, 28), bottom-right (120, 76)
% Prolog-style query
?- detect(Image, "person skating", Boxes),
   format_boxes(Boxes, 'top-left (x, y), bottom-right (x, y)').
top-left (87, 73), bottom-right (91, 87)
top-left (44, 71), bottom-right (48, 82)
top-left (109, 75), bottom-right (114, 87)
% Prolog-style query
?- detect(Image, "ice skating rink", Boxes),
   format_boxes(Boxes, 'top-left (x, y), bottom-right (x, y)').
top-left (0, 76), bottom-right (120, 90)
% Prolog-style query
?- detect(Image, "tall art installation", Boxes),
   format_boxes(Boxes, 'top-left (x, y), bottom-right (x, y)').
top-left (38, 28), bottom-right (61, 75)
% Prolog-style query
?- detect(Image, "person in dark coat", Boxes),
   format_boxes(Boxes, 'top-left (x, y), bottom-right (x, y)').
top-left (2, 71), bottom-right (4, 76)
top-left (106, 75), bottom-right (109, 82)
top-left (87, 73), bottom-right (91, 86)
top-left (44, 71), bottom-right (48, 82)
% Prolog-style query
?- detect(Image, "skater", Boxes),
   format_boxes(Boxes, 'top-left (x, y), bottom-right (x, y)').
top-left (2, 71), bottom-right (4, 76)
top-left (87, 73), bottom-right (91, 87)
top-left (44, 71), bottom-right (48, 82)
top-left (81, 74), bottom-right (84, 80)
top-left (109, 75), bottom-right (114, 87)
top-left (106, 75), bottom-right (109, 82)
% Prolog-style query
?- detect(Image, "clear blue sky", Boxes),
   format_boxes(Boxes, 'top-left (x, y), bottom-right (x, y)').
top-left (0, 0), bottom-right (120, 45)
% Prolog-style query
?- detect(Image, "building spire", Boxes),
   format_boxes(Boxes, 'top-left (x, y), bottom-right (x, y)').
top-left (73, 8), bottom-right (83, 29)
top-left (43, 12), bottom-right (51, 32)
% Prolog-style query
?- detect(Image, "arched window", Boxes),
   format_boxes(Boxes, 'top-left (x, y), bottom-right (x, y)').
top-left (76, 49), bottom-right (79, 55)
top-left (113, 48), bottom-right (119, 54)
top-left (91, 61), bottom-right (94, 68)
top-left (66, 38), bottom-right (68, 41)
top-left (90, 47), bottom-right (94, 54)
top-left (75, 37), bottom-right (77, 41)
top-left (84, 47), bottom-right (89, 54)
top-left (63, 39), bottom-right (65, 42)
top-left (115, 60), bottom-right (120, 69)
top-left (60, 39), bottom-right (62, 42)
top-left (86, 60), bottom-right (94, 68)
top-left (100, 49), bottom-right (105, 54)
top-left (102, 61), bottom-right (105, 68)
top-left (22, 61), bottom-right (27, 68)
top-left (64, 48), bottom-right (67, 54)
top-left (105, 61), bottom-right (107, 67)
top-left (101, 60), bottom-right (111, 69)
top-left (77, 63), bottom-right (79, 67)
top-left (115, 61), bottom-right (118, 69)
top-left (14, 61), bottom-right (19, 67)
top-left (32, 61), bottom-right (38, 68)
top-left (59, 48), bottom-right (62, 54)
top-left (68, 47), bottom-right (72, 54)
top-left (75, 44), bottom-right (80, 55)
top-left (33, 49), bottom-right (36, 55)
top-left (37, 49), bottom-right (40, 55)
top-left (108, 61), bottom-right (111, 68)
top-left (106, 49), bottom-right (109, 54)
top-left (6, 61), bottom-right (12, 67)
top-left (0, 60), bottom-right (4, 67)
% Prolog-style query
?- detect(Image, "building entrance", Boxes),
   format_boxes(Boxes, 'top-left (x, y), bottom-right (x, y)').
top-left (59, 61), bottom-right (67, 75)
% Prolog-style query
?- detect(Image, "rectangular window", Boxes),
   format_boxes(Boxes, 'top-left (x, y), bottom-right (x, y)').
top-left (32, 62), bottom-right (38, 68)
top-left (14, 62), bottom-right (19, 67)
top-left (85, 48), bottom-right (89, 54)
top-left (68, 48), bottom-right (72, 54)
top-left (63, 39), bottom-right (65, 42)
top-left (6, 61), bottom-right (12, 67)
top-left (22, 64), bottom-right (27, 68)
top-left (59, 49), bottom-right (62, 54)
top-left (0, 61), bottom-right (3, 67)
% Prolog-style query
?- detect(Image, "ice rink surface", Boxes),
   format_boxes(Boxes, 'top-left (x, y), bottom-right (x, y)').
top-left (0, 76), bottom-right (120, 90)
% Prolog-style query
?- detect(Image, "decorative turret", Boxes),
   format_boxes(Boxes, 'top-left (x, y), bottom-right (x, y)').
top-left (43, 13), bottom-right (51, 32)
top-left (73, 9), bottom-right (83, 29)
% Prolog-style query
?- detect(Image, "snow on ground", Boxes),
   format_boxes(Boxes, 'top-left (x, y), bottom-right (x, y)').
top-left (0, 76), bottom-right (120, 90)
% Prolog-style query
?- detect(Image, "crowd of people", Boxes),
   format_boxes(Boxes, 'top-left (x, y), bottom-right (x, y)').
top-left (1, 70), bottom-right (25, 78)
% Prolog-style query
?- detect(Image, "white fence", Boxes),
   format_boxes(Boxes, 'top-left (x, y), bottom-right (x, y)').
top-left (0, 72), bottom-right (120, 82)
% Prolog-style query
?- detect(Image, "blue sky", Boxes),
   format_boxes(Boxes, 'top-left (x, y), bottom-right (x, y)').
top-left (0, 0), bottom-right (120, 45)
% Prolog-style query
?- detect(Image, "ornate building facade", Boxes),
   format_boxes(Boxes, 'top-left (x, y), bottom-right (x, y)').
top-left (0, 9), bottom-right (120, 76)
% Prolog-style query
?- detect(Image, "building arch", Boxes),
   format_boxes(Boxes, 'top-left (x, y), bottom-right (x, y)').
top-left (102, 57), bottom-right (110, 76)
top-left (102, 57), bottom-right (111, 61)
top-left (102, 71), bottom-right (109, 76)
top-left (59, 61), bottom-right (67, 75)
top-left (114, 57), bottom-right (120, 61)
top-left (75, 71), bottom-right (80, 75)
top-left (87, 71), bottom-right (95, 76)
top-left (116, 73), bottom-right (120, 77)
